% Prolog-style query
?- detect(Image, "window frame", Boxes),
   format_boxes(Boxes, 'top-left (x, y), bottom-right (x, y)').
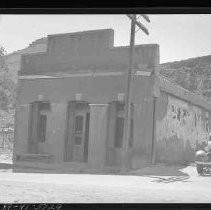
top-left (114, 102), bottom-right (134, 149)
top-left (38, 114), bottom-right (47, 143)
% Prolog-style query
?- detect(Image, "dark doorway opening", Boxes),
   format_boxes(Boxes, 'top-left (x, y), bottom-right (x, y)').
top-left (28, 101), bottom-right (50, 153)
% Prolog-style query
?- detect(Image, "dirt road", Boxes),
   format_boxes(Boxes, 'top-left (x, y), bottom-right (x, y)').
top-left (0, 165), bottom-right (211, 203)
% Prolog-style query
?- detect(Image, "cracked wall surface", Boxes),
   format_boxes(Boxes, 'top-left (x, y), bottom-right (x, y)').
top-left (156, 92), bottom-right (211, 163)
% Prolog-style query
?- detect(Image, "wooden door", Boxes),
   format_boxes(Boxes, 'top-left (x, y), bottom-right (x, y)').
top-left (73, 112), bottom-right (88, 162)
top-left (65, 102), bottom-right (90, 162)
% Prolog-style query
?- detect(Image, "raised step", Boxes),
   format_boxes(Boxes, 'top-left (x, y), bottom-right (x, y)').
top-left (16, 154), bottom-right (54, 163)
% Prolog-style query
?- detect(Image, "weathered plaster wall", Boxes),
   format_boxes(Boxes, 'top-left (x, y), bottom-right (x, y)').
top-left (88, 104), bottom-right (108, 168)
top-left (13, 104), bottom-right (30, 156)
top-left (16, 74), bottom-right (155, 165)
top-left (38, 103), bottom-right (67, 163)
top-left (14, 102), bottom-right (67, 163)
top-left (20, 29), bottom-right (159, 75)
top-left (17, 74), bottom-right (153, 105)
top-left (130, 97), bottom-right (154, 168)
top-left (15, 29), bottom-right (160, 167)
top-left (156, 92), bottom-right (211, 163)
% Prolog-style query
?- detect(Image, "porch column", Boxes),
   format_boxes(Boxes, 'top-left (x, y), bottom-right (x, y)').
top-left (47, 103), bottom-right (67, 163)
top-left (88, 104), bottom-right (109, 168)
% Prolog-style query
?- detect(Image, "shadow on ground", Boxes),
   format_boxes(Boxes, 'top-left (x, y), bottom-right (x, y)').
top-left (0, 158), bottom-right (200, 182)
top-left (0, 162), bottom-right (191, 177)
top-left (0, 148), bottom-right (196, 177)
top-left (0, 162), bottom-right (122, 175)
top-left (124, 163), bottom-right (191, 177)
top-left (121, 163), bottom-right (196, 183)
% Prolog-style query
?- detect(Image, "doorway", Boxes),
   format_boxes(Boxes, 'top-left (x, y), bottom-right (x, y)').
top-left (65, 101), bottom-right (90, 162)
top-left (28, 101), bottom-right (50, 153)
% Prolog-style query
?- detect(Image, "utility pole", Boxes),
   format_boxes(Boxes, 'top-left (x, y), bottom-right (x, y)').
top-left (121, 14), bottom-right (136, 171)
top-left (121, 14), bottom-right (150, 171)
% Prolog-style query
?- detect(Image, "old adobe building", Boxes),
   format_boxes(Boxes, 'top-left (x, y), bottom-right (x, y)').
top-left (13, 29), bottom-right (211, 170)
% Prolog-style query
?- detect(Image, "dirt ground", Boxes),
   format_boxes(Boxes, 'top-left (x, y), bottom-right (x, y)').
top-left (0, 148), bottom-right (211, 203)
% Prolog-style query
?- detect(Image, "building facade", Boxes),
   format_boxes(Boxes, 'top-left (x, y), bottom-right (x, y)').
top-left (13, 29), bottom-right (211, 170)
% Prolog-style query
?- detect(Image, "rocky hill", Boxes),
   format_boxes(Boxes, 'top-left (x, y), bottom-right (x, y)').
top-left (160, 55), bottom-right (211, 99)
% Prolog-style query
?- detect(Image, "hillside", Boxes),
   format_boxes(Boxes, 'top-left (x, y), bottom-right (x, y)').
top-left (160, 55), bottom-right (211, 99)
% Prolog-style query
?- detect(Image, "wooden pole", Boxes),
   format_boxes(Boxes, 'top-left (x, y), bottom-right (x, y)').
top-left (151, 96), bottom-right (156, 164)
top-left (121, 14), bottom-right (136, 171)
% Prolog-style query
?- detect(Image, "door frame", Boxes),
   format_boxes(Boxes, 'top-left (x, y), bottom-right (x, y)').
top-left (64, 101), bottom-right (90, 162)
top-left (28, 101), bottom-right (50, 154)
top-left (72, 111), bottom-right (88, 162)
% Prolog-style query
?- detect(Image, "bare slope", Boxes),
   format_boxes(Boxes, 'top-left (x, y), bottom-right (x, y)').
top-left (160, 55), bottom-right (211, 99)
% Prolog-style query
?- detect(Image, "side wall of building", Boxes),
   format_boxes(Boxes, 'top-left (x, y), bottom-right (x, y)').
top-left (155, 91), bottom-right (211, 164)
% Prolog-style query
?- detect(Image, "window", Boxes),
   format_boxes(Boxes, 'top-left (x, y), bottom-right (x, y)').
top-left (74, 114), bottom-right (86, 146)
top-left (38, 114), bottom-right (47, 143)
top-left (28, 101), bottom-right (50, 151)
top-left (75, 115), bottom-right (84, 134)
top-left (115, 117), bottom-right (124, 148)
top-left (74, 136), bottom-right (82, 145)
top-left (194, 114), bottom-right (197, 127)
top-left (114, 102), bottom-right (134, 149)
top-left (114, 117), bottom-right (134, 148)
top-left (129, 118), bottom-right (134, 148)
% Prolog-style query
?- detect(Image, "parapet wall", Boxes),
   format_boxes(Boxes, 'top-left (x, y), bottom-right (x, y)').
top-left (20, 29), bottom-right (159, 75)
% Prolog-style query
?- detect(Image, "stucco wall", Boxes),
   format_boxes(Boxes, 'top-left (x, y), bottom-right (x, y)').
top-left (156, 92), bottom-right (211, 164)
top-left (20, 29), bottom-right (159, 75)
top-left (13, 104), bottom-right (30, 155)
top-left (130, 97), bottom-right (154, 168)
top-left (88, 104), bottom-right (108, 168)
top-left (15, 29), bottom-right (160, 167)
top-left (17, 74), bottom-right (154, 105)
top-left (39, 103), bottom-right (67, 163)
top-left (15, 74), bottom-right (155, 164)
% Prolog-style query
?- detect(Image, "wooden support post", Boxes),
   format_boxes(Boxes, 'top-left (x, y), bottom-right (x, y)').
top-left (121, 14), bottom-right (136, 171)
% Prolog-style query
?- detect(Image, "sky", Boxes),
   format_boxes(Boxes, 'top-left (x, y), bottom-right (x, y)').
top-left (0, 14), bottom-right (211, 63)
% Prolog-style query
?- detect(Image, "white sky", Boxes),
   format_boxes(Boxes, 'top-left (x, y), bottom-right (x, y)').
top-left (0, 14), bottom-right (211, 63)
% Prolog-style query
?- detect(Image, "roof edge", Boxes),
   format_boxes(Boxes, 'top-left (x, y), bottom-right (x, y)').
top-left (47, 28), bottom-right (114, 38)
top-left (159, 76), bottom-right (211, 112)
